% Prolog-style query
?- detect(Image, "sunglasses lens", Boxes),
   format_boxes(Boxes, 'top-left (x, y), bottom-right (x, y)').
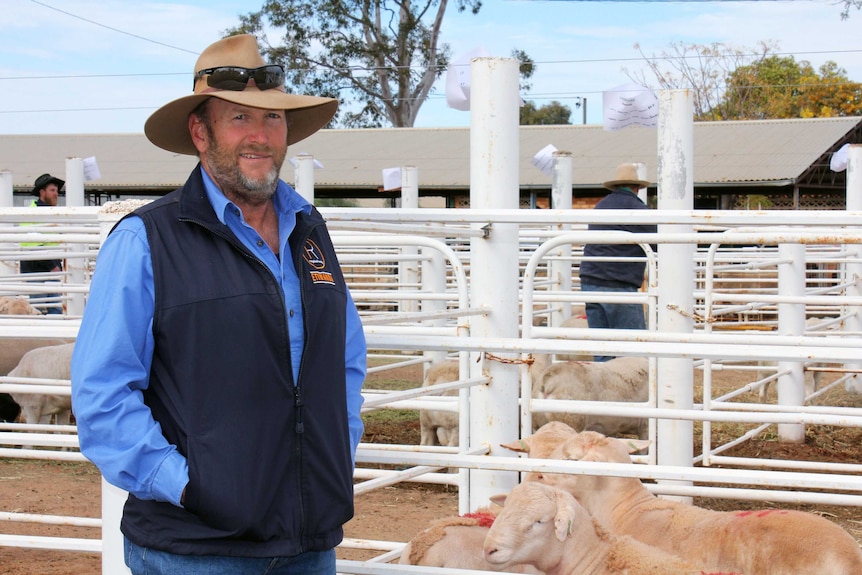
top-left (207, 67), bottom-right (251, 91)
top-left (202, 65), bottom-right (286, 91)
top-left (254, 65), bottom-right (286, 90)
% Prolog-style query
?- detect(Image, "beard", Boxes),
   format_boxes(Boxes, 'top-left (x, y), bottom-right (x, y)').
top-left (202, 130), bottom-right (286, 204)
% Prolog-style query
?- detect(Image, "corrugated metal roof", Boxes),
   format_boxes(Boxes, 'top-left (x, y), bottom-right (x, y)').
top-left (2, 116), bottom-right (858, 192)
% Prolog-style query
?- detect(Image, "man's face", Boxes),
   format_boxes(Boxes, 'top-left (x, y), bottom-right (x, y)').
top-left (40, 184), bottom-right (59, 206)
top-left (191, 98), bottom-right (288, 204)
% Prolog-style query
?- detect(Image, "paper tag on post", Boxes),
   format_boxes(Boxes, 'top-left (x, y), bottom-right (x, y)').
top-left (83, 157), bottom-right (101, 181)
top-left (531, 144), bottom-right (558, 177)
top-left (445, 47), bottom-right (491, 111)
top-left (602, 83), bottom-right (659, 131)
top-left (830, 143), bottom-right (849, 172)
top-left (382, 167), bottom-right (402, 191)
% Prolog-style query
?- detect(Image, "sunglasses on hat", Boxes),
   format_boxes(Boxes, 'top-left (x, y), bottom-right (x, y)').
top-left (194, 65), bottom-right (286, 91)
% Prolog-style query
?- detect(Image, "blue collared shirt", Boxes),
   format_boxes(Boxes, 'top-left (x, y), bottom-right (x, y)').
top-left (71, 170), bottom-right (366, 507)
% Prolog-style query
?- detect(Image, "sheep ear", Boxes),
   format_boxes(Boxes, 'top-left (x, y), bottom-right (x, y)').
top-left (489, 493), bottom-right (508, 507)
top-left (500, 439), bottom-right (529, 453)
top-left (553, 491), bottom-right (577, 541)
top-left (623, 439), bottom-right (651, 453)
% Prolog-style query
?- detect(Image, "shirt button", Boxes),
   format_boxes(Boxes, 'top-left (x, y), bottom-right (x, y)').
top-left (289, 309), bottom-right (295, 317)
top-left (256, 239), bottom-right (264, 247)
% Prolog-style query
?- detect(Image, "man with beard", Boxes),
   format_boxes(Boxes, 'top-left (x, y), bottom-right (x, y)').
top-left (71, 35), bottom-right (366, 575)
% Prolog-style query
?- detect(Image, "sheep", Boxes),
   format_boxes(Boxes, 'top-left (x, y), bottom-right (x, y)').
top-left (419, 354), bottom-right (552, 447)
top-left (554, 314), bottom-right (593, 362)
top-left (500, 421), bottom-right (580, 459)
top-left (419, 360), bottom-right (461, 447)
top-left (532, 430), bottom-right (862, 575)
top-left (0, 296), bottom-right (42, 316)
top-left (531, 357), bottom-right (649, 439)
top-left (0, 338), bottom-right (71, 423)
top-left (398, 506), bottom-right (543, 573)
top-left (7, 342), bottom-right (74, 425)
top-left (483, 481), bottom-right (725, 575)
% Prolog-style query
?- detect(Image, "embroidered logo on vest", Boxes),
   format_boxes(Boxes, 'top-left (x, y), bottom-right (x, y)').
top-left (303, 239), bottom-right (335, 285)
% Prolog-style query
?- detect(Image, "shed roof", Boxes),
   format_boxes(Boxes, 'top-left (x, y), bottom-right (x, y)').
top-left (3, 116), bottom-right (859, 193)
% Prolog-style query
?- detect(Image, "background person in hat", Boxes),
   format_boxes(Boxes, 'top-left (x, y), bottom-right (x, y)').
top-left (71, 34), bottom-right (366, 575)
top-left (578, 162), bottom-right (657, 361)
top-left (19, 173), bottom-right (65, 314)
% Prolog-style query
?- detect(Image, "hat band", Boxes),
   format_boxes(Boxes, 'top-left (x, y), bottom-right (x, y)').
top-left (193, 65), bottom-right (285, 91)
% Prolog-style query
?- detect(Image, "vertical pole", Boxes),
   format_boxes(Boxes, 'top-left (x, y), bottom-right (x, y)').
top-left (468, 57), bottom-right (521, 512)
top-left (64, 158), bottom-right (85, 207)
top-left (294, 154), bottom-right (315, 204)
top-left (635, 162), bottom-right (648, 204)
top-left (98, 202), bottom-right (135, 574)
top-left (776, 243), bottom-right (806, 442)
top-left (656, 90), bottom-right (695, 503)
top-left (0, 171), bottom-right (13, 277)
top-left (64, 159), bottom-right (86, 315)
top-left (399, 167), bottom-right (419, 315)
top-left (844, 145), bottom-right (862, 393)
top-left (550, 151), bottom-right (573, 327)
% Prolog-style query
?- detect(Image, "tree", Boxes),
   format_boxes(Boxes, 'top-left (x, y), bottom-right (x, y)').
top-left (623, 41), bottom-right (778, 119)
top-left (716, 56), bottom-right (862, 120)
top-left (627, 41), bottom-right (862, 120)
top-left (520, 100), bottom-right (572, 125)
top-left (228, 0), bottom-right (483, 128)
top-left (839, 0), bottom-right (861, 19)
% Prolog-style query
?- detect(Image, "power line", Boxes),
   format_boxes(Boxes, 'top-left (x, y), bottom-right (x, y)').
top-left (29, 0), bottom-right (199, 55)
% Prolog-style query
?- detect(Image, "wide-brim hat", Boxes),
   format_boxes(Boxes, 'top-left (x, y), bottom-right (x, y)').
top-left (32, 173), bottom-right (65, 196)
top-left (602, 162), bottom-right (650, 190)
top-left (144, 34), bottom-right (338, 156)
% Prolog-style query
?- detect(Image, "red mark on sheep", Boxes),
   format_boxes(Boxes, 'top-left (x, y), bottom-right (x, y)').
top-left (462, 511), bottom-right (496, 528)
top-left (733, 509), bottom-right (789, 518)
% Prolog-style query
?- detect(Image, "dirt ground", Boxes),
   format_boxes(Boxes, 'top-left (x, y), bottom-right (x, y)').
top-left (1, 364), bottom-right (860, 574)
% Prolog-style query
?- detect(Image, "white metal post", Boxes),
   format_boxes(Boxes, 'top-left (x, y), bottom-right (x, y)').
top-left (293, 153), bottom-right (315, 204)
top-left (467, 57), bottom-right (521, 511)
top-left (550, 152), bottom-right (573, 327)
top-left (64, 159), bottom-right (87, 316)
top-left (399, 167), bottom-right (419, 315)
top-left (656, 90), bottom-right (695, 502)
top-left (0, 171), bottom-right (13, 277)
top-left (844, 144), bottom-right (862, 393)
top-left (635, 162), bottom-right (648, 204)
top-left (777, 243), bottom-right (807, 442)
top-left (97, 202), bottom-right (135, 575)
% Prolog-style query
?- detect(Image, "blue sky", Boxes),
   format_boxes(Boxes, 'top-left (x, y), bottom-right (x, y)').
top-left (2, 0), bottom-right (860, 134)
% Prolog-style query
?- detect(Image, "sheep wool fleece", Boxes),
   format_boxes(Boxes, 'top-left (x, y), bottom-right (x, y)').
top-left (120, 167), bottom-right (353, 557)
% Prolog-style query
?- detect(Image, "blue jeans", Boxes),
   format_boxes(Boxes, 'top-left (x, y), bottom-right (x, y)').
top-left (581, 282), bottom-right (646, 362)
top-left (125, 538), bottom-right (336, 575)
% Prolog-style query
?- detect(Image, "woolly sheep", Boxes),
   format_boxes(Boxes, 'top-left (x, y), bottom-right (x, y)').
top-left (531, 356), bottom-right (648, 439)
top-left (419, 360), bottom-right (461, 447)
top-left (484, 481), bottom-right (725, 575)
top-left (0, 296), bottom-right (42, 316)
top-left (420, 354), bottom-right (553, 447)
top-left (7, 342), bottom-right (74, 425)
top-left (532, 430), bottom-right (862, 575)
top-left (500, 421), bottom-right (579, 460)
top-left (0, 338), bottom-right (70, 422)
top-left (554, 314), bottom-right (593, 362)
top-left (398, 507), bottom-right (543, 573)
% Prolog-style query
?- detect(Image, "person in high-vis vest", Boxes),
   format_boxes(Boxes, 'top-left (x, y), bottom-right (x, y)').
top-left (20, 173), bottom-right (64, 314)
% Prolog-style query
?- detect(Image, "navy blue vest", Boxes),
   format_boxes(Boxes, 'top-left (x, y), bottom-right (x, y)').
top-left (120, 166), bottom-right (353, 557)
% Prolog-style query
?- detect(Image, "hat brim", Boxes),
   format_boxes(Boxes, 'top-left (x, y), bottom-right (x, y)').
top-left (31, 177), bottom-right (65, 196)
top-left (144, 90), bottom-right (338, 155)
top-left (602, 178), bottom-right (650, 191)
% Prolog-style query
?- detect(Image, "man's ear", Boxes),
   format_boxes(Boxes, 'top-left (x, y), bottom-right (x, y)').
top-left (188, 113), bottom-right (208, 154)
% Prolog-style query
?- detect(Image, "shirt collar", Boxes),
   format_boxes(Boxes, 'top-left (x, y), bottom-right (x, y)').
top-left (199, 166), bottom-right (312, 225)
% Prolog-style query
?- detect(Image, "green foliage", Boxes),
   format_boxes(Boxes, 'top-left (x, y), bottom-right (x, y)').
top-left (315, 197), bottom-right (360, 208)
top-left (520, 100), bottom-right (572, 125)
top-left (228, 0), bottom-right (484, 128)
top-left (715, 55), bottom-right (862, 120)
top-left (628, 41), bottom-right (862, 121)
